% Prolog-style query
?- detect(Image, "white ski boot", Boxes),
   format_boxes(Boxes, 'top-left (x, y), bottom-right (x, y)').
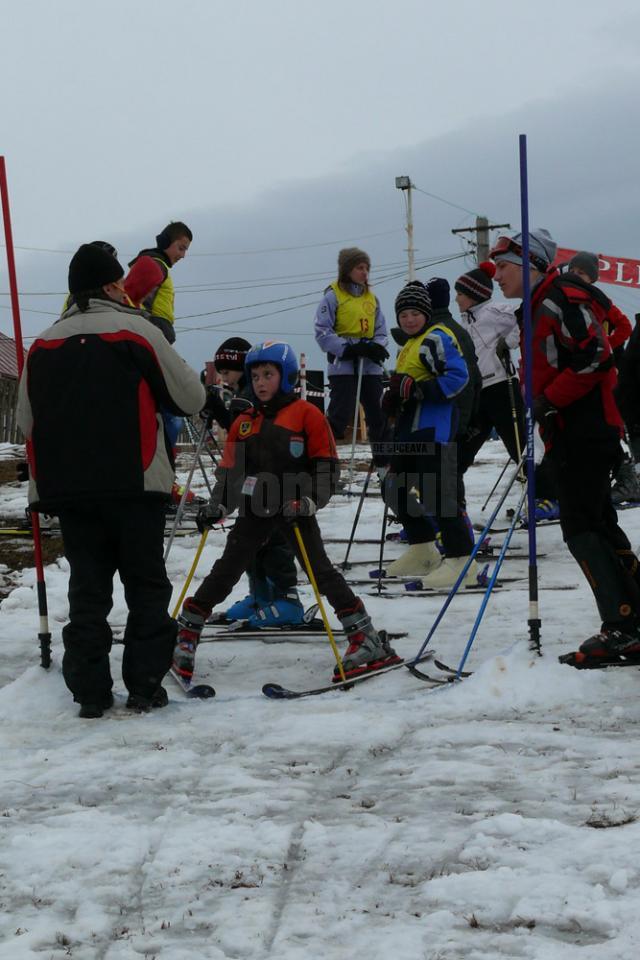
top-left (419, 556), bottom-right (479, 590)
top-left (385, 541), bottom-right (441, 577)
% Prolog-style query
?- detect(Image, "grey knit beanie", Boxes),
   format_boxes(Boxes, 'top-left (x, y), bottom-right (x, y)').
top-left (568, 251), bottom-right (599, 282)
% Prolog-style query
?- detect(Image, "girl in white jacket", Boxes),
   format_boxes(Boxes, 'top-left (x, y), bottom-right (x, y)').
top-left (454, 261), bottom-right (525, 475)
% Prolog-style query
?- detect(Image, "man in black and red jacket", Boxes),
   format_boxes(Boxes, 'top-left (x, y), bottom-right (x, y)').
top-left (492, 229), bottom-right (640, 664)
top-left (17, 244), bottom-right (205, 716)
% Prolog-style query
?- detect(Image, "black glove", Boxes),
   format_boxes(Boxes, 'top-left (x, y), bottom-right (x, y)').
top-left (495, 336), bottom-right (511, 365)
top-left (16, 460), bottom-right (29, 482)
top-left (282, 497), bottom-right (317, 521)
top-left (354, 340), bottom-right (390, 364)
top-left (200, 387), bottom-right (228, 424)
top-left (533, 394), bottom-right (558, 443)
top-left (341, 343), bottom-right (359, 361)
top-left (196, 502), bottom-right (227, 533)
top-left (229, 396), bottom-right (254, 417)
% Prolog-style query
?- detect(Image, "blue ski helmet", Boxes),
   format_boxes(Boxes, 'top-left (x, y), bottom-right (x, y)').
top-left (245, 341), bottom-right (299, 394)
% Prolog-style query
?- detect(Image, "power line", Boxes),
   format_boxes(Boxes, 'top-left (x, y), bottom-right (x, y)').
top-left (175, 252), bottom-right (467, 332)
top-left (0, 226), bottom-right (403, 259)
top-left (412, 184), bottom-right (482, 218)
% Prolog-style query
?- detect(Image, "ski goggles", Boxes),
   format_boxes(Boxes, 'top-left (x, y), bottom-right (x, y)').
top-left (490, 235), bottom-right (549, 273)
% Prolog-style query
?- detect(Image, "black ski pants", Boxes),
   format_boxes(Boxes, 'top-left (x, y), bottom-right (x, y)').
top-left (327, 374), bottom-right (385, 445)
top-left (193, 514), bottom-right (357, 614)
top-left (382, 443), bottom-right (473, 558)
top-left (58, 499), bottom-right (176, 704)
top-left (459, 379), bottom-right (525, 473)
top-left (251, 530), bottom-right (298, 593)
top-left (551, 436), bottom-right (640, 625)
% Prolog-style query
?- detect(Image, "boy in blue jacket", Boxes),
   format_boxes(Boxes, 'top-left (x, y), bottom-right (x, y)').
top-left (382, 281), bottom-right (476, 588)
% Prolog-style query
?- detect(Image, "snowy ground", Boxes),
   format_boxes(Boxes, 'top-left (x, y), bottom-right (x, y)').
top-left (2, 441), bottom-right (640, 959)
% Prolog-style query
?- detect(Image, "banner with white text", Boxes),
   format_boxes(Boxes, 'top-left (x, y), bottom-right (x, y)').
top-left (555, 247), bottom-right (640, 289)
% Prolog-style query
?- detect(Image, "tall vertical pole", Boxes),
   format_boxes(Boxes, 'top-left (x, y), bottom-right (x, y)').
top-left (518, 135), bottom-right (541, 655)
top-left (475, 215), bottom-right (489, 264)
top-left (406, 181), bottom-right (416, 281)
top-left (0, 156), bottom-right (51, 669)
top-left (299, 352), bottom-right (307, 400)
top-left (395, 176), bottom-right (416, 281)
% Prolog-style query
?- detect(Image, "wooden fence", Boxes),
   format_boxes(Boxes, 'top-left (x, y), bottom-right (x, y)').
top-left (0, 378), bottom-right (20, 443)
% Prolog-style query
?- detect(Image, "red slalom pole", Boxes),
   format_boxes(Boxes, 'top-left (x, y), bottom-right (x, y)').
top-left (0, 156), bottom-right (51, 669)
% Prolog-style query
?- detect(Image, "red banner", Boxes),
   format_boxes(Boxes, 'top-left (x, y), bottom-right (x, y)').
top-left (555, 247), bottom-right (640, 289)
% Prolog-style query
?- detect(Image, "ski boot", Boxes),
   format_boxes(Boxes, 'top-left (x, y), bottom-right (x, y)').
top-left (611, 460), bottom-right (640, 506)
top-left (386, 541), bottom-right (441, 577)
top-left (77, 692), bottom-right (115, 719)
top-left (173, 598), bottom-right (208, 683)
top-left (225, 575), bottom-right (273, 623)
top-left (578, 622), bottom-right (640, 659)
top-left (419, 555), bottom-right (478, 590)
top-left (248, 588), bottom-right (306, 628)
top-left (126, 687), bottom-right (169, 713)
top-left (534, 499), bottom-right (560, 522)
top-left (334, 599), bottom-right (402, 681)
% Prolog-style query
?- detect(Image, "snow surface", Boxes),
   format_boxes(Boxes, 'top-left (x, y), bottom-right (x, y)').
top-left (2, 441), bottom-right (640, 959)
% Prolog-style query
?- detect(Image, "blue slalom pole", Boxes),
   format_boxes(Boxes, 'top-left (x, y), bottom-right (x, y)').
top-left (519, 134), bottom-right (541, 654)
top-left (410, 453), bottom-right (525, 665)
top-left (454, 481), bottom-right (528, 679)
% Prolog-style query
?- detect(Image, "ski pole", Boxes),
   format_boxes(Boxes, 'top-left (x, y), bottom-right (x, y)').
top-left (292, 522), bottom-right (346, 683)
top-left (376, 501), bottom-right (389, 595)
top-left (454, 481), bottom-right (528, 678)
top-left (347, 357), bottom-right (365, 487)
top-left (410, 452), bottom-right (525, 665)
top-left (1, 157), bottom-right (51, 669)
top-left (184, 417), bottom-right (213, 494)
top-left (498, 351), bottom-right (525, 482)
top-left (164, 419), bottom-right (210, 561)
top-left (519, 133), bottom-right (541, 654)
top-left (172, 528), bottom-right (209, 618)
top-left (340, 458), bottom-right (375, 569)
top-left (481, 454), bottom-right (511, 511)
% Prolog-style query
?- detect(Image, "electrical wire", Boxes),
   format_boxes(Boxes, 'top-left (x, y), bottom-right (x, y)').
top-left (0, 226), bottom-right (403, 259)
top-left (175, 252), bottom-right (468, 332)
top-left (412, 183), bottom-right (482, 218)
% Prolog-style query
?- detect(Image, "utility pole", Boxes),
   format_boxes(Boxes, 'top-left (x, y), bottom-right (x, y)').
top-left (452, 217), bottom-right (511, 265)
top-left (395, 175), bottom-right (416, 280)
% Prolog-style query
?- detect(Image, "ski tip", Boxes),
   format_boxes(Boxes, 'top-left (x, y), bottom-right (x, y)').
top-left (262, 683), bottom-right (295, 699)
top-left (187, 684), bottom-right (216, 699)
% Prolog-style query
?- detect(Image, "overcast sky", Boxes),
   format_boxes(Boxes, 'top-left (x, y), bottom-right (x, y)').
top-left (2, 0), bottom-right (640, 371)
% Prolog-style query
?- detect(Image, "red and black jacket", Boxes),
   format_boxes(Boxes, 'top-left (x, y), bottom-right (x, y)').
top-left (518, 269), bottom-right (623, 447)
top-left (16, 299), bottom-right (205, 512)
top-left (211, 394), bottom-right (339, 517)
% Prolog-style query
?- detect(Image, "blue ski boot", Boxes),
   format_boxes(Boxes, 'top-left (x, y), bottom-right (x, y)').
top-left (225, 575), bottom-right (272, 622)
top-left (534, 499), bottom-right (560, 522)
top-left (248, 588), bottom-right (306, 628)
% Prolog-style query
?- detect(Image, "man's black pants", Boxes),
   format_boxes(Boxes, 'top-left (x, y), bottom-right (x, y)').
top-left (58, 499), bottom-right (176, 704)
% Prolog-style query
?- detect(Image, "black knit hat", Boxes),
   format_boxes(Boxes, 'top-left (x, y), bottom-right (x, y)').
top-left (426, 277), bottom-right (451, 310)
top-left (337, 247), bottom-right (371, 284)
top-left (454, 261), bottom-right (496, 304)
top-left (394, 281), bottom-right (432, 321)
top-left (214, 337), bottom-right (252, 371)
top-left (68, 244), bottom-right (124, 295)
